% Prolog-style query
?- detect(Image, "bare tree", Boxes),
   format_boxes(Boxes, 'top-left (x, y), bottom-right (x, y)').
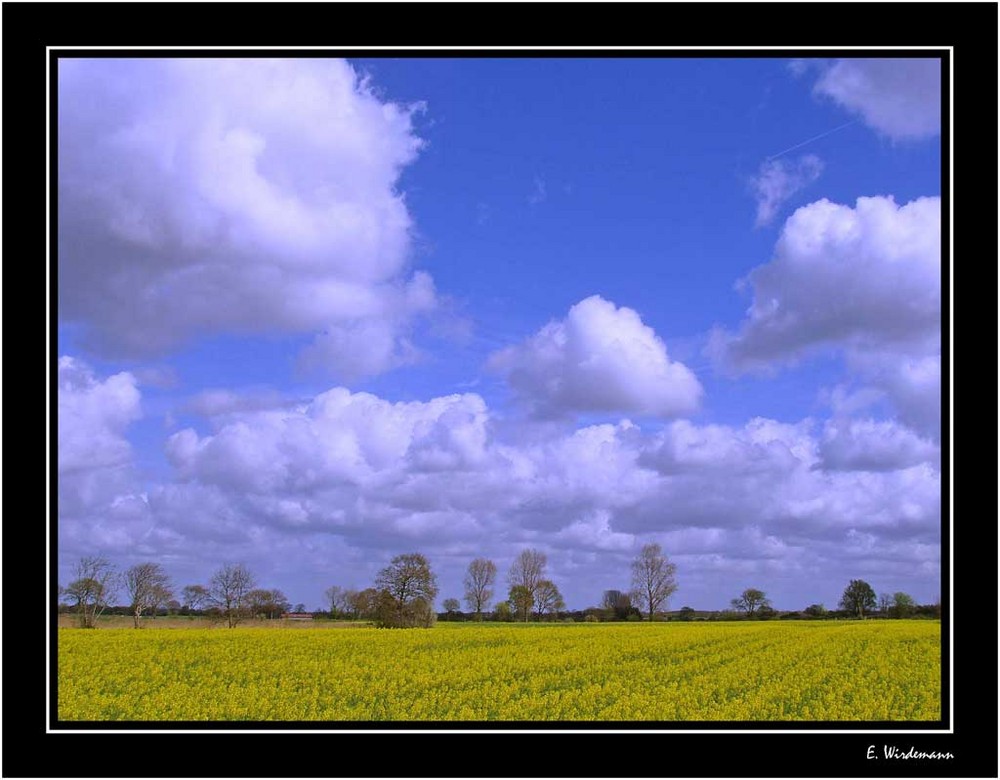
top-left (209, 563), bottom-right (256, 628)
top-left (878, 592), bottom-right (893, 615)
top-left (534, 580), bottom-right (565, 619)
top-left (325, 585), bottom-right (345, 617)
top-left (124, 562), bottom-right (173, 628)
top-left (346, 587), bottom-right (377, 621)
top-left (374, 553), bottom-right (439, 628)
top-left (630, 543), bottom-right (678, 622)
top-left (246, 588), bottom-right (289, 620)
top-left (463, 557), bottom-right (496, 620)
top-left (65, 556), bottom-right (119, 628)
top-left (508, 549), bottom-right (547, 622)
top-left (731, 588), bottom-right (770, 618)
top-left (443, 598), bottom-right (461, 620)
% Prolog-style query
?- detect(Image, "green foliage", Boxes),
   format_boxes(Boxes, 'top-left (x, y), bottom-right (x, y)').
top-left (839, 579), bottom-right (877, 619)
top-left (373, 553), bottom-right (439, 629)
top-left (732, 588), bottom-right (770, 618)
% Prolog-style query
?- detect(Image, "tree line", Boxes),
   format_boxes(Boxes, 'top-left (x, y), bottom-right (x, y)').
top-left (59, 549), bottom-right (938, 629)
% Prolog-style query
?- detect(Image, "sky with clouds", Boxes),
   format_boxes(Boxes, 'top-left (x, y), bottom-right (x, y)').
top-left (56, 56), bottom-right (943, 612)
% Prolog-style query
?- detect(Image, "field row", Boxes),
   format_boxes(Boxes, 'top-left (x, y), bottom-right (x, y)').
top-left (58, 621), bottom-right (941, 721)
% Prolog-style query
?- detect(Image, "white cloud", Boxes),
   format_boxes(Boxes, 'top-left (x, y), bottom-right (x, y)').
top-left (847, 351), bottom-right (942, 439)
top-left (166, 388), bottom-right (493, 495)
top-left (819, 418), bottom-right (938, 472)
top-left (59, 58), bottom-right (434, 376)
top-left (57, 357), bottom-right (152, 556)
top-left (58, 356), bottom-right (141, 474)
top-left (711, 194), bottom-right (941, 443)
top-left (489, 295), bottom-right (702, 417)
top-left (712, 195), bottom-right (940, 371)
top-left (118, 379), bottom-right (939, 607)
top-left (750, 154), bottom-right (823, 227)
top-left (813, 58), bottom-right (941, 141)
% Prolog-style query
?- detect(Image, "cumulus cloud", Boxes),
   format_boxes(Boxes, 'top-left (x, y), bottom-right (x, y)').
top-left (55, 368), bottom-right (940, 608)
top-left (712, 195), bottom-right (941, 442)
top-left (111, 379), bottom-right (937, 607)
top-left (849, 351), bottom-right (942, 439)
top-left (813, 58), bottom-right (941, 141)
top-left (58, 356), bottom-right (141, 474)
top-left (818, 418), bottom-right (938, 472)
top-left (58, 356), bottom-right (152, 555)
top-left (58, 58), bottom-right (434, 376)
top-left (751, 154), bottom-right (824, 227)
top-left (489, 295), bottom-right (702, 418)
top-left (711, 195), bottom-right (940, 371)
top-left (166, 388), bottom-right (493, 495)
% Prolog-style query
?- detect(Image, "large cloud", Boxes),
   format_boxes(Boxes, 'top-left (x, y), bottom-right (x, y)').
top-left (812, 58), bottom-right (941, 141)
top-left (58, 58), bottom-right (434, 377)
top-left (488, 295), bottom-right (702, 418)
top-left (58, 356), bottom-right (141, 474)
top-left (57, 357), bottom-right (152, 555)
top-left (56, 365), bottom-right (940, 609)
top-left (818, 417), bottom-right (938, 472)
top-left (711, 195), bottom-right (941, 441)
top-left (130, 383), bottom-right (939, 608)
top-left (712, 195), bottom-right (940, 370)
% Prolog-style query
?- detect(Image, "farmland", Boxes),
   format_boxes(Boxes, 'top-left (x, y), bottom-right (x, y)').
top-left (57, 620), bottom-right (940, 721)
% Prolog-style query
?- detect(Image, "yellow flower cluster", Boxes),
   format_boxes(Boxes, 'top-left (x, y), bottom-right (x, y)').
top-left (58, 621), bottom-right (940, 721)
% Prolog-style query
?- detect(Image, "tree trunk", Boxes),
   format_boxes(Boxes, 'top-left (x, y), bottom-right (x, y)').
top-left (133, 607), bottom-right (141, 628)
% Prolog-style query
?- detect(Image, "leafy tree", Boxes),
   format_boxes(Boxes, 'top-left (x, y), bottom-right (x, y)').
top-left (508, 549), bottom-right (547, 621)
top-left (374, 553), bottom-right (439, 628)
top-left (731, 588), bottom-right (770, 618)
top-left (630, 544), bottom-right (678, 621)
top-left (508, 584), bottom-right (534, 622)
top-left (493, 600), bottom-right (513, 622)
top-left (209, 563), bottom-right (256, 628)
top-left (678, 606), bottom-right (696, 621)
top-left (65, 556), bottom-right (119, 628)
top-left (463, 557), bottom-right (497, 620)
top-left (891, 592), bottom-right (915, 619)
top-left (182, 584), bottom-right (210, 612)
top-left (534, 580), bottom-right (565, 619)
top-left (803, 603), bottom-right (827, 618)
top-left (839, 579), bottom-right (876, 619)
top-left (124, 562), bottom-right (173, 628)
top-left (602, 589), bottom-right (634, 621)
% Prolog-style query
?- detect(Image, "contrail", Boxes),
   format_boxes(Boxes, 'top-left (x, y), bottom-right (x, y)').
top-left (767, 119), bottom-right (859, 161)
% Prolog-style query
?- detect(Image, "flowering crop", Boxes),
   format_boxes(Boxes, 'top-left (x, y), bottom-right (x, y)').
top-left (58, 621), bottom-right (940, 721)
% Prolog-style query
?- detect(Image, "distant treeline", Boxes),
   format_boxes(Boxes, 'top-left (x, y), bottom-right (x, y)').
top-left (59, 551), bottom-right (940, 629)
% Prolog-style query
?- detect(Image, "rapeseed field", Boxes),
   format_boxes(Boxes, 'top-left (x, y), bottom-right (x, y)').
top-left (58, 621), bottom-right (940, 721)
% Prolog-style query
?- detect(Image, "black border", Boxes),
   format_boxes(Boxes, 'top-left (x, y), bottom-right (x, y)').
top-left (6, 2), bottom-right (997, 777)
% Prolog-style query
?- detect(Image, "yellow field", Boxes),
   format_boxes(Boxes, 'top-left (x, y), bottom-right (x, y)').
top-left (57, 621), bottom-right (940, 721)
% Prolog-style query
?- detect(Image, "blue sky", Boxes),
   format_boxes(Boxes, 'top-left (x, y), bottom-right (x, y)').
top-left (57, 56), bottom-right (943, 612)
